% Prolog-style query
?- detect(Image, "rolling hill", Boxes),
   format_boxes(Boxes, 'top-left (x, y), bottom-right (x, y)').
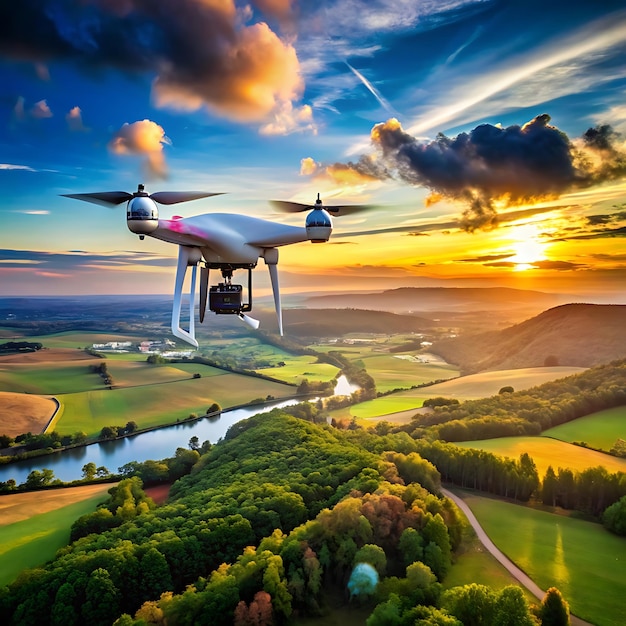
top-left (430, 303), bottom-right (626, 373)
top-left (304, 287), bottom-right (570, 314)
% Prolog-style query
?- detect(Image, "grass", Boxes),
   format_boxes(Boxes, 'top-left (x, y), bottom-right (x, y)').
top-left (360, 354), bottom-right (459, 393)
top-left (456, 436), bottom-right (626, 477)
top-left (330, 395), bottom-right (428, 421)
top-left (0, 486), bottom-right (112, 586)
top-left (255, 355), bottom-right (339, 383)
top-left (12, 331), bottom-right (143, 350)
top-left (55, 373), bottom-right (296, 436)
top-left (0, 363), bottom-right (102, 394)
top-left (461, 493), bottom-right (626, 626)
top-left (542, 406), bottom-right (626, 451)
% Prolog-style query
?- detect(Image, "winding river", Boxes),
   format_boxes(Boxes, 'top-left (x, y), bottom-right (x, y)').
top-left (0, 376), bottom-right (359, 485)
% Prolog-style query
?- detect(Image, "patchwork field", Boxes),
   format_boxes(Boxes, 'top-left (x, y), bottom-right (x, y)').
top-left (0, 392), bottom-right (58, 437)
top-left (55, 372), bottom-right (295, 436)
top-left (359, 353), bottom-right (459, 393)
top-left (461, 492), bottom-right (626, 626)
top-left (329, 366), bottom-right (585, 423)
top-left (0, 484), bottom-right (112, 586)
top-left (542, 406), bottom-right (626, 451)
top-left (456, 436), bottom-right (626, 476)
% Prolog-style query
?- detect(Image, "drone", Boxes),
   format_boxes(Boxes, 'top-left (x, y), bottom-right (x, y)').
top-left (63, 184), bottom-right (374, 348)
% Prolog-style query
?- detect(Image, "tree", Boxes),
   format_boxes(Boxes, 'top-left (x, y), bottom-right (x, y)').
top-left (492, 586), bottom-right (535, 626)
top-left (125, 421), bottom-right (138, 434)
top-left (353, 544), bottom-right (387, 576)
top-left (100, 425), bottom-right (118, 439)
top-left (539, 587), bottom-right (570, 626)
top-left (81, 568), bottom-right (121, 625)
top-left (82, 462), bottom-right (97, 481)
top-left (398, 527), bottom-right (424, 568)
top-left (499, 386), bottom-right (514, 394)
top-left (189, 436), bottom-right (200, 451)
top-left (24, 468), bottom-right (55, 489)
top-left (603, 495), bottom-right (626, 535)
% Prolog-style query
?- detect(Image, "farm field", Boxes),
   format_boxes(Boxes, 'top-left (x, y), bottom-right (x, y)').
top-left (543, 406), bottom-right (626, 451)
top-left (359, 353), bottom-right (459, 393)
top-left (456, 436), bottom-right (626, 476)
top-left (329, 366), bottom-right (585, 423)
top-left (0, 392), bottom-right (58, 438)
top-left (0, 362), bottom-right (103, 394)
top-left (0, 484), bottom-right (112, 586)
top-left (55, 372), bottom-right (296, 436)
top-left (254, 355), bottom-right (339, 383)
top-left (8, 331), bottom-right (143, 350)
top-left (460, 492), bottom-right (626, 626)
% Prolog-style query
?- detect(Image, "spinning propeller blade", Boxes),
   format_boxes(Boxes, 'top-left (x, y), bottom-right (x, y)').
top-left (61, 191), bottom-right (133, 207)
top-left (149, 191), bottom-right (224, 205)
top-left (270, 194), bottom-right (378, 217)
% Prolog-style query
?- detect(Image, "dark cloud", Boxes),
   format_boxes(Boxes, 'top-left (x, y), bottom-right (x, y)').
top-left (0, 249), bottom-right (174, 271)
top-left (456, 253), bottom-right (514, 263)
top-left (484, 259), bottom-right (587, 271)
top-left (562, 225), bottom-right (626, 240)
top-left (586, 209), bottom-right (626, 225)
top-left (317, 115), bottom-right (626, 232)
top-left (0, 0), bottom-right (304, 126)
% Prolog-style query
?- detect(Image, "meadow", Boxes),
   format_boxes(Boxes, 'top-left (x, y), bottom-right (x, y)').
top-left (55, 372), bottom-right (296, 436)
top-left (456, 436), bottom-right (626, 477)
top-left (0, 484), bottom-right (112, 586)
top-left (542, 406), bottom-right (626, 451)
top-left (329, 366), bottom-right (585, 423)
top-left (461, 492), bottom-right (626, 626)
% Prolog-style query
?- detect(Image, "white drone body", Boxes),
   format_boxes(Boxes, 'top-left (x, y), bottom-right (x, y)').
top-left (62, 185), bottom-right (361, 348)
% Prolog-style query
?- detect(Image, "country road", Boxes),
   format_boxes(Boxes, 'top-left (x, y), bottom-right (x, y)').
top-left (442, 488), bottom-right (594, 626)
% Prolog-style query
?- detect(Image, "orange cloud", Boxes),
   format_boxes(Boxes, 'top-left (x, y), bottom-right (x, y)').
top-left (153, 21), bottom-right (303, 125)
top-left (30, 99), bottom-right (52, 118)
top-left (66, 106), bottom-right (88, 132)
top-left (109, 119), bottom-right (170, 179)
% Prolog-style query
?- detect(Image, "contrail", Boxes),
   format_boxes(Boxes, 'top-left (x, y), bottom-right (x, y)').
top-left (345, 62), bottom-right (398, 117)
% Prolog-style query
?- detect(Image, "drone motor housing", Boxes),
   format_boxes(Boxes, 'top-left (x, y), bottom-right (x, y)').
top-left (126, 196), bottom-right (159, 235)
top-left (305, 209), bottom-right (332, 243)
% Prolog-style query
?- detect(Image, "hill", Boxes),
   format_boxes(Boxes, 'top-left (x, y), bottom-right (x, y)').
top-left (304, 287), bottom-right (569, 314)
top-left (257, 307), bottom-right (435, 337)
top-left (430, 303), bottom-right (626, 373)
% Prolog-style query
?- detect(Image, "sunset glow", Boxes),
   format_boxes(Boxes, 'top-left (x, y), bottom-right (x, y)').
top-left (0, 1), bottom-right (624, 301)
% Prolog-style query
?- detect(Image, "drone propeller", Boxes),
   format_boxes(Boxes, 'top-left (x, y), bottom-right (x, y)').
top-left (62, 184), bottom-right (223, 208)
top-left (270, 193), bottom-right (378, 217)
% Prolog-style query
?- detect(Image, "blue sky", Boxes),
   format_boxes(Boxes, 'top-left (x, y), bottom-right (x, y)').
top-left (1, 0), bottom-right (625, 299)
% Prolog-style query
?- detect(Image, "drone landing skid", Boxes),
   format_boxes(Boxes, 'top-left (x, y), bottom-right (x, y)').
top-left (171, 247), bottom-right (283, 348)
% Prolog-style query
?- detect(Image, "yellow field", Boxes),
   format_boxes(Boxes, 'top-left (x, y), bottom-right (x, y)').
top-left (456, 436), bottom-right (626, 476)
top-left (0, 483), bottom-right (113, 526)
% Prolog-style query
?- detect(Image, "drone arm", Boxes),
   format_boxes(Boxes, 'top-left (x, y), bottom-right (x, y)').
top-left (199, 266), bottom-right (209, 323)
top-left (264, 248), bottom-right (283, 336)
top-left (172, 246), bottom-right (199, 348)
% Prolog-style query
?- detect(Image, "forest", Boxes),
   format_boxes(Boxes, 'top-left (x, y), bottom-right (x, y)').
top-left (2, 409), bottom-right (578, 625)
top-left (402, 359), bottom-right (626, 442)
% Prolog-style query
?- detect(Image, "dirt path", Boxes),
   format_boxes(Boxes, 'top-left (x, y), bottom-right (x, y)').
top-left (442, 488), bottom-right (594, 626)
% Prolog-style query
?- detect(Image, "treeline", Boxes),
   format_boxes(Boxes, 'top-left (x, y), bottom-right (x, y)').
top-left (404, 359), bottom-right (626, 442)
top-left (0, 341), bottom-right (42, 354)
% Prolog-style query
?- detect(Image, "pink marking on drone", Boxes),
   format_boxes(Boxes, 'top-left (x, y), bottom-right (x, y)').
top-left (164, 218), bottom-right (205, 238)
top-left (172, 215), bottom-right (183, 220)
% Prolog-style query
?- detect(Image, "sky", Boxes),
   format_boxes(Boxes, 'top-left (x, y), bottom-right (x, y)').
top-left (1, 0), bottom-right (626, 302)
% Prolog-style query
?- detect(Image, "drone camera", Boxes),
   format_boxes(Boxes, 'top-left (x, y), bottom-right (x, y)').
top-left (209, 283), bottom-right (243, 314)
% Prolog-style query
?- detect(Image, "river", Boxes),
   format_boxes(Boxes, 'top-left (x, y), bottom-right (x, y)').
top-left (0, 376), bottom-right (359, 485)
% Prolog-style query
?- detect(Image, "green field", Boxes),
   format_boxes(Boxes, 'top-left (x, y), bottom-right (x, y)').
top-left (461, 493), bottom-right (626, 626)
top-left (55, 372), bottom-right (295, 435)
top-left (107, 361), bottom-right (225, 387)
top-left (0, 363), bottom-right (102, 394)
top-left (456, 436), bottom-right (626, 476)
top-left (360, 353), bottom-right (459, 393)
top-left (10, 331), bottom-right (143, 349)
top-left (328, 367), bottom-right (586, 424)
top-left (0, 492), bottom-right (109, 586)
top-left (543, 406), bottom-right (626, 451)
top-left (255, 355), bottom-right (339, 383)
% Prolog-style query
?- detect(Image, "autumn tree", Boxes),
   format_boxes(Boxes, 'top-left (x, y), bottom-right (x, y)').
top-left (539, 587), bottom-right (571, 626)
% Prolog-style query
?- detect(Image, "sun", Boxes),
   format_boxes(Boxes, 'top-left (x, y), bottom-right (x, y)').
top-left (508, 224), bottom-right (547, 271)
